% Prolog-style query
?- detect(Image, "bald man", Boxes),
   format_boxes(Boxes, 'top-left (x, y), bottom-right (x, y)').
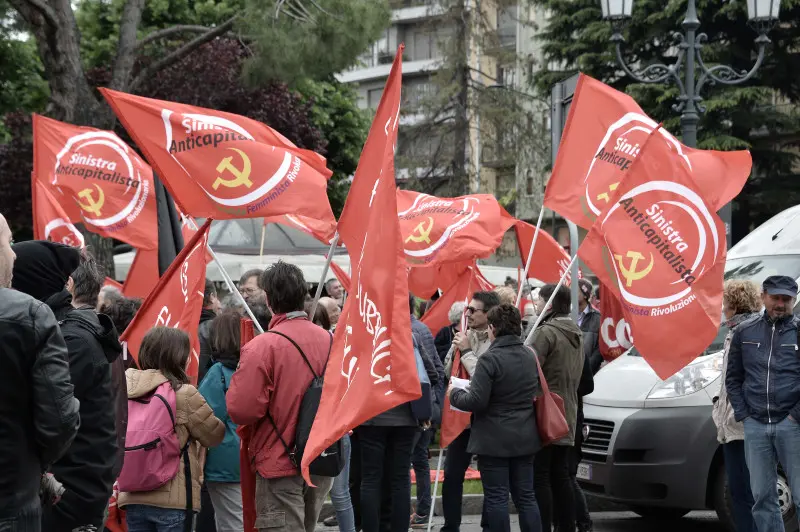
top-left (319, 297), bottom-right (341, 329)
top-left (0, 214), bottom-right (80, 530)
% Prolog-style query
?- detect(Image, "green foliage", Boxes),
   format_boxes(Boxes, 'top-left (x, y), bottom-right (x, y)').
top-left (297, 80), bottom-right (368, 216)
top-left (76, 0), bottom-right (244, 69)
top-left (531, 0), bottom-right (800, 237)
top-left (240, 0), bottom-right (391, 86)
top-left (0, 37), bottom-right (48, 140)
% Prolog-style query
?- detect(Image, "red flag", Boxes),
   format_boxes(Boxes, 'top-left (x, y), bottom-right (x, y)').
top-left (122, 249), bottom-right (160, 300)
top-left (514, 220), bottom-right (573, 284)
top-left (119, 220), bottom-right (212, 383)
top-left (408, 261), bottom-right (469, 300)
top-left (337, 47), bottom-right (403, 259)
top-left (546, 74), bottom-right (752, 230)
top-left (32, 114), bottom-right (158, 250)
top-left (578, 132), bottom-right (726, 379)
top-left (32, 179), bottom-right (85, 248)
top-left (598, 285), bottom-right (632, 362)
top-left (397, 190), bottom-right (516, 266)
top-left (438, 270), bottom-right (484, 448)
top-left (262, 213), bottom-right (337, 245)
top-left (301, 47), bottom-right (421, 483)
top-left (178, 211), bottom-right (213, 264)
top-left (329, 260), bottom-right (351, 293)
top-left (100, 89), bottom-right (335, 229)
top-left (237, 319), bottom-right (257, 532)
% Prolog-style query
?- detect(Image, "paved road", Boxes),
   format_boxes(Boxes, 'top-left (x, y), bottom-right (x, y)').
top-left (316, 511), bottom-right (726, 531)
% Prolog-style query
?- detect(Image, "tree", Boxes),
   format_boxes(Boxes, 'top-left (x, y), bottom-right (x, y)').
top-left (6, 0), bottom-right (387, 269)
top-left (0, 112), bottom-right (34, 241)
top-left (530, 0), bottom-right (800, 241)
top-left (396, 0), bottom-right (550, 215)
top-left (296, 79), bottom-right (371, 216)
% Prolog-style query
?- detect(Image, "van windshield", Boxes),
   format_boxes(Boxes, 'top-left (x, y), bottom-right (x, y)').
top-left (725, 256), bottom-right (800, 287)
top-left (627, 323), bottom-right (729, 358)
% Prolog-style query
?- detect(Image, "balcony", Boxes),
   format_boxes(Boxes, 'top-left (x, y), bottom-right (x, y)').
top-left (336, 57), bottom-right (441, 84)
top-left (390, 0), bottom-right (446, 23)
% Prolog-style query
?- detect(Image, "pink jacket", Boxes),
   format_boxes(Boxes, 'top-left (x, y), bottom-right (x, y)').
top-left (227, 313), bottom-right (331, 479)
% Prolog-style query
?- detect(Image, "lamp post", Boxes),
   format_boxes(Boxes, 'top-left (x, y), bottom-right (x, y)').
top-left (600, 0), bottom-right (781, 247)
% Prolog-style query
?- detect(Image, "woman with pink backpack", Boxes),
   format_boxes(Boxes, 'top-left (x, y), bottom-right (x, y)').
top-left (117, 327), bottom-right (225, 532)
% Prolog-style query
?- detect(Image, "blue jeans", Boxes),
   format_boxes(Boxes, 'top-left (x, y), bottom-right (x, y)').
top-left (331, 435), bottom-right (356, 532)
top-left (744, 417), bottom-right (800, 532)
top-left (412, 428), bottom-right (434, 517)
top-left (478, 455), bottom-right (541, 532)
top-left (724, 440), bottom-right (757, 532)
top-left (126, 505), bottom-right (188, 532)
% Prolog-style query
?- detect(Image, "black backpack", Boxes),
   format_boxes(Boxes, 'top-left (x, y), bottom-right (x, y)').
top-left (264, 330), bottom-right (345, 478)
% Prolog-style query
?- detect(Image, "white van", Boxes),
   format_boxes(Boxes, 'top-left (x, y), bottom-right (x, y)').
top-left (578, 205), bottom-right (800, 531)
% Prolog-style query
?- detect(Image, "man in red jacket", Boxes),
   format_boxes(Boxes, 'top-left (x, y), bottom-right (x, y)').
top-left (227, 262), bottom-right (334, 532)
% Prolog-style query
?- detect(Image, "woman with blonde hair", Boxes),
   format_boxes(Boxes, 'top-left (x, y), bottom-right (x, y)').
top-left (713, 279), bottom-right (762, 532)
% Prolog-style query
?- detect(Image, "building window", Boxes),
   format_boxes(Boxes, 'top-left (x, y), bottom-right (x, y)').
top-left (368, 88), bottom-right (384, 109)
top-left (403, 78), bottom-right (434, 110)
top-left (526, 170), bottom-right (535, 196)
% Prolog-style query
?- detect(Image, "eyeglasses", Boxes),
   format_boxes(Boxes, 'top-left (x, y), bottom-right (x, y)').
top-left (241, 287), bottom-right (261, 296)
top-left (466, 306), bottom-right (485, 314)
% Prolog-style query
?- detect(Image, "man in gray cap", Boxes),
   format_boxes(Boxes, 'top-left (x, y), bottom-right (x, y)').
top-left (726, 275), bottom-right (800, 532)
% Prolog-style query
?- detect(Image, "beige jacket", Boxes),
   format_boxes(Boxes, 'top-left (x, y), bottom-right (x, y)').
top-left (118, 369), bottom-right (225, 511)
top-left (444, 328), bottom-right (492, 378)
top-left (713, 329), bottom-right (745, 444)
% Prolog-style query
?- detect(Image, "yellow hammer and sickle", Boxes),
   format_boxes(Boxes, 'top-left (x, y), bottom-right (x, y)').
top-left (596, 182), bottom-right (620, 203)
top-left (405, 217), bottom-right (434, 244)
top-left (213, 148), bottom-right (253, 190)
top-left (614, 250), bottom-right (654, 288)
top-left (77, 184), bottom-right (105, 216)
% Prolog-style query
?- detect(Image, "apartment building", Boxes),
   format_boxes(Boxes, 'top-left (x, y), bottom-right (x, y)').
top-left (336, 0), bottom-right (549, 223)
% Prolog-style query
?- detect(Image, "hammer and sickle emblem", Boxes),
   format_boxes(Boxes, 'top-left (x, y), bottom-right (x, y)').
top-left (213, 148), bottom-right (253, 190)
top-left (614, 250), bottom-right (654, 288)
top-left (405, 217), bottom-right (434, 244)
top-left (597, 182), bottom-right (620, 203)
top-left (77, 184), bottom-right (105, 216)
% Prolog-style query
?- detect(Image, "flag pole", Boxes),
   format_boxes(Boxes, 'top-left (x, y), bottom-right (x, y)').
top-left (206, 246), bottom-right (264, 334)
top-left (184, 217), bottom-right (265, 334)
top-left (426, 448), bottom-right (444, 532)
top-left (309, 233), bottom-right (340, 320)
top-left (259, 222), bottom-right (266, 263)
top-left (515, 204), bottom-right (545, 308)
top-left (524, 254), bottom-right (577, 345)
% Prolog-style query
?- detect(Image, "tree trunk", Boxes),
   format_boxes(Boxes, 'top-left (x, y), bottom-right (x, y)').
top-left (12, 0), bottom-right (229, 277)
top-left (449, 0), bottom-right (470, 196)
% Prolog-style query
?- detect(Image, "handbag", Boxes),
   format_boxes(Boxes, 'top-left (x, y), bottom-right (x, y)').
top-left (530, 346), bottom-right (569, 445)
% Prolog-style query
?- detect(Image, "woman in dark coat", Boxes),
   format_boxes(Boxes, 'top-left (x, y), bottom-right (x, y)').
top-left (449, 304), bottom-right (542, 532)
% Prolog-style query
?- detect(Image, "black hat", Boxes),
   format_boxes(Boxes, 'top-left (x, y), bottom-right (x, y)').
top-left (762, 275), bottom-right (798, 298)
top-left (11, 241), bottom-right (81, 302)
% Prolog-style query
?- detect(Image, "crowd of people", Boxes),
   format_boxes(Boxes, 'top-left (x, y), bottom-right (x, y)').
top-left (29, 203), bottom-right (800, 532)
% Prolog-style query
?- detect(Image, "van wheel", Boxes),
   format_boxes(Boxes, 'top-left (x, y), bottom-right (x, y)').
top-left (716, 460), bottom-right (798, 532)
top-left (778, 472), bottom-right (799, 532)
top-left (714, 461), bottom-right (735, 532)
top-left (629, 507), bottom-right (690, 520)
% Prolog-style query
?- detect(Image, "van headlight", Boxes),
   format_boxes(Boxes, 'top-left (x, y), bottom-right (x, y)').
top-left (646, 352), bottom-right (724, 399)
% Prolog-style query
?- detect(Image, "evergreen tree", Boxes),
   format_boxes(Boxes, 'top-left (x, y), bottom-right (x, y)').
top-left (530, 0), bottom-right (800, 239)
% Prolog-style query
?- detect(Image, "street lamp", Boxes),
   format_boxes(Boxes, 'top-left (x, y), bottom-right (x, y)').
top-left (601, 0), bottom-right (781, 247)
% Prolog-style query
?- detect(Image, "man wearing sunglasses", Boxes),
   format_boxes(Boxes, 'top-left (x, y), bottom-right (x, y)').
top-left (441, 291), bottom-right (500, 532)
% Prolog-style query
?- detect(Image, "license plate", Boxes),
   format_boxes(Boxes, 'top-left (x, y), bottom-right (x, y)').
top-left (577, 462), bottom-right (592, 481)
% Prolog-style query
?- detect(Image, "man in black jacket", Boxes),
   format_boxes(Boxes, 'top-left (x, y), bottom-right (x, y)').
top-left (12, 241), bottom-right (122, 532)
top-left (578, 279), bottom-right (603, 374)
top-left (0, 215), bottom-right (80, 531)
